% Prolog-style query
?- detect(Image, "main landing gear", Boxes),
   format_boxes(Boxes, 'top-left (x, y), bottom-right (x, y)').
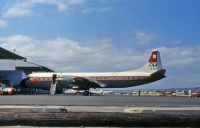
top-left (83, 90), bottom-right (90, 96)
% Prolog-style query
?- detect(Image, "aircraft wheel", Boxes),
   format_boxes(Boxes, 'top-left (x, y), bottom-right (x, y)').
top-left (83, 90), bottom-right (90, 96)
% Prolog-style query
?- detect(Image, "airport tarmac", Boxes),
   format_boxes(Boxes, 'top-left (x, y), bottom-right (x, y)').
top-left (0, 95), bottom-right (199, 106)
top-left (0, 95), bottom-right (200, 127)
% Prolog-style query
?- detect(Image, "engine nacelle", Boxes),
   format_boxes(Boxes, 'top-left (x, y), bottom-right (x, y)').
top-left (20, 78), bottom-right (32, 88)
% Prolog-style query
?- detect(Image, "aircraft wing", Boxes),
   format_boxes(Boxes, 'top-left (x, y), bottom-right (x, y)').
top-left (58, 76), bottom-right (102, 90)
top-left (73, 76), bottom-right (104, 90)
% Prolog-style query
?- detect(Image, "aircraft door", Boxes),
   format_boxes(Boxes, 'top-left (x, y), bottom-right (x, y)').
top-left (52, 74), bottom-right (57, 84)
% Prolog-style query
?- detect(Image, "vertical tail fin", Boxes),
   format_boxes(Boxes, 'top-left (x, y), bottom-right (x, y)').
top-left (137, 49), bottom-right (163, 73)
top-left (148, 49), bottom-right (162, 71)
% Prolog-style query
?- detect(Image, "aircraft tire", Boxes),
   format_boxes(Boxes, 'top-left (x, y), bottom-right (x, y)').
top-left (83, 90), bottom-right (90, 96)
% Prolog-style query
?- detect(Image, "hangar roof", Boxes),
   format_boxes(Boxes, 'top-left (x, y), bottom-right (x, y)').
top-left (0, 60), bottom-right (53, 72)
top-left (0, 47), bottom-right (53, 72)
top-left (0, 47), bottom-right (26, 59)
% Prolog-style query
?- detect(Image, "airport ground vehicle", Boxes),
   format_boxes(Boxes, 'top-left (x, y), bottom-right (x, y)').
top-left (191, 91), bottom-right (200, 97)
top-left (148, 90), bottom-right (164, 96)
top-left (132, 91), bottom-right (139, 96)
top-left (171, 90), bottom-right (189, 97)
top-left (2, 87), bottom-right (16, 95)
top-left (64, 89), bottom-right (78, 95)
top-left (0, 86), bottom-right (16, 95)
top-left (0, 80), bottom-right (16, 95)
top-left (164, 91), bottom-right (174, 96)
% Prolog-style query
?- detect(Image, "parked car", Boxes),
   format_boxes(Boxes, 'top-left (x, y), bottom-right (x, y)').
top-left (171, 90), bottom-right (189, 97)
top-left (2, 87), bottom-right (16, 95)
top-left (191, 91), bottom-right (200, 97)
top-left (0, 84), bottom-right (16, 95)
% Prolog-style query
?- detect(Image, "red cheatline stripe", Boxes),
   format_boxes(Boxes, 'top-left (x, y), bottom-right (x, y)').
top-left (91, 76), bottom-right (148, 78)
top-left (30, 76), bottom-right (150, 82)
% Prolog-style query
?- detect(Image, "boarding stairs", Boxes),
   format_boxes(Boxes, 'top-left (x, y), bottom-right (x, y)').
top-left (50, 81), bottom-right (57, 95)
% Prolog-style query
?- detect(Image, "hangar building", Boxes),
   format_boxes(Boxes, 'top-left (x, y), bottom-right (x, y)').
top-left (0, 47), bottom-right (52, 87)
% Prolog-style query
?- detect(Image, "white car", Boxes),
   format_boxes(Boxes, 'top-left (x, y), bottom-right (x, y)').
top-left (2, 87), bottom-right (16, 95)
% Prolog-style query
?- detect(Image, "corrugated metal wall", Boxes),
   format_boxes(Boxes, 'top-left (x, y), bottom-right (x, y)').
top-left (0, 70), bottom-right (27, 87)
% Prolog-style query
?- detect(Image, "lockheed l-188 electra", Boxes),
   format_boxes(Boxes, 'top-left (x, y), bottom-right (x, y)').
top-left (20, 49), bottom-right (166, 95)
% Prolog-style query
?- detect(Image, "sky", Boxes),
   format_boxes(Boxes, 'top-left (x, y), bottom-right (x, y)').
top-left (0, 0), bottom-right (199, 89)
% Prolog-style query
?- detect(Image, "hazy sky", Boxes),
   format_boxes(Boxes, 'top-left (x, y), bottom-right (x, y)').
top-left (0, 0), bottom-right (199, 89)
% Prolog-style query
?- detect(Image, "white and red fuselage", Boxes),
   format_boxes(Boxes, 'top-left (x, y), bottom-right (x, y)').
top-left (21, 49), bottom-right (166, 90)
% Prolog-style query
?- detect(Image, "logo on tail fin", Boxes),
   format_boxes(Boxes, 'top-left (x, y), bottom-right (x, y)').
top-left (148, 49), bottom-right (162, 71)
top-left (148, 50), bottom-right (158, 63)
top-left (128, 49), bottom-right (163, 73)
